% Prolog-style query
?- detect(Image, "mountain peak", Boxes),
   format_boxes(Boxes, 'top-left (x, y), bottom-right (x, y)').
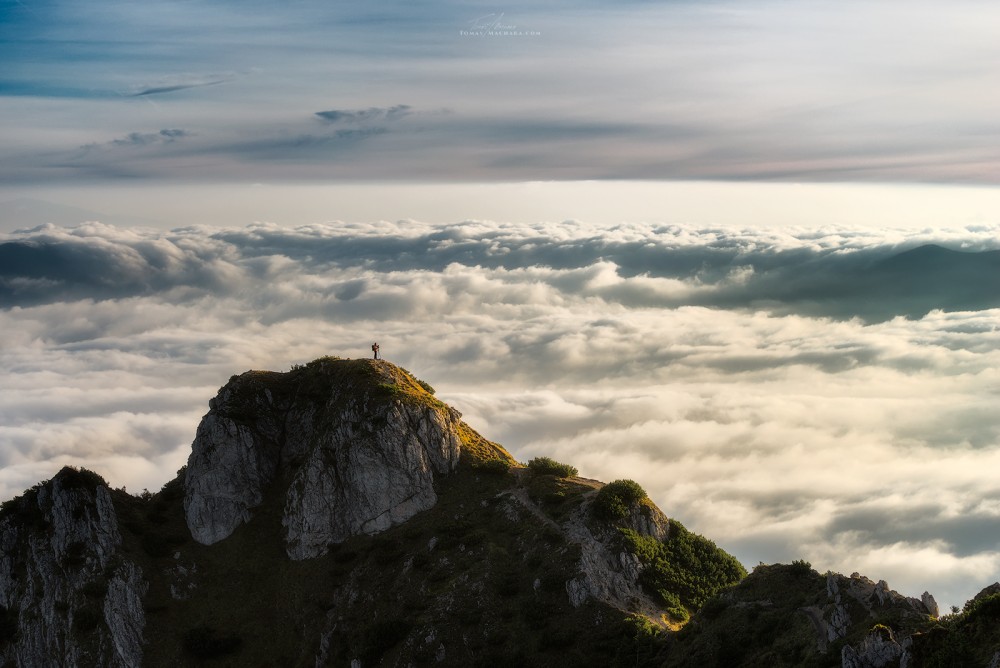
top-left (185, 356), bottom-right (512, 558)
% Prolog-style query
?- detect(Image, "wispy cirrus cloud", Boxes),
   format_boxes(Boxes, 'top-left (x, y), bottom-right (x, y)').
top-left (3, 1), bottom-right (1000, 184)
top-left (130, 80), bottom-right (228, 97)
top-left (314, 104), bottom-right (412, 124)
top-left (107, 129), bottom-right (191, 147)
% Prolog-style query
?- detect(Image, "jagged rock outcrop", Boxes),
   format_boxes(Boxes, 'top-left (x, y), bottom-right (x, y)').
top-left (283, 401), bottom-right (461, 559)
top-left (561, 493), bottom-right (671, 615)
top-left (921, 591), bottom-right (939, 618)
top-left (623, 502), bottom-right (669, 542)
top-left (0, 468), bottom-right (145, 668)
top-left (970, 582), bottom-right (1000, 604)
top-left (842, 627), bottom-right (906, 668)
top-left (184, 359), bottom-right (463, 559)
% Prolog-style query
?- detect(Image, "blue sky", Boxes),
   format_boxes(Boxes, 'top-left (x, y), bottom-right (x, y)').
top-left (4, 0), bottom-right (1000, 612)
top-left (3, 0), bottom-right (1000, 189)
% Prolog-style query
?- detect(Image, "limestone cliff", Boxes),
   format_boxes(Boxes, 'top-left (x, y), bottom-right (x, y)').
top-left (184, 358), bottom-right (464, 558)
top-left (0, 468), bottom-right (146, 668)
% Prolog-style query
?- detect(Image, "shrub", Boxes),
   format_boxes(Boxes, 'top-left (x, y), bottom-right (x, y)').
top-left (527, 457), bottom-right (578, 478)
top-left (700, 596), bottom-right (729, 620)
top-left (593, 479), bottom-right (648, 521)
top-left (474, 459), bottom-right (511, 475)
top-left (620, 520), bottom-right (747, 611)
top-left (56, 467), bottom-right (107, 491)
top-left (667, 605), bottom-right (690, 623)
top-left (376, 383), bottom-right (402, 397)
top-left (399, 367), bottom-right (436, 395)
top-left (963, 593), bottom-right (1000, 623)
top-left (789, 559), bottom-right (813, 576)
top-left (615, 615), bottom-right (669, 668)
top-left (0, 483), bottom-right (48, 528)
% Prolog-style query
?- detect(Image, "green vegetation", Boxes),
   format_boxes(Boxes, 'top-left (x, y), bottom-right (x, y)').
top-left (593, 479), bottom-right (648, 520)
top-left (890, 592), bottom-right (1000, 667)
top-left (662, 563), bottom-right (830, 668)
top-left (620, 519), bottom-right (746, 611)
top-left (456, 421), bottom-right (517, 467)
top-left (789, 559), bottom-right (813, 575)
top-left (608, 615), bottom-right (670, 667)
top-left (56, 466), bottom-right (108, 492)
top-left (473, 458), bottom-right (512, 475)
top-left (870, 623), bottom-right (893, 641)
top-left (1, 466), bottom-right (111, 532)
top-left (963, 592), bottom-right (1000, 622)
top-left (398, 366), bottom-right (436, 395)
top-left (527, 456), bottom-right (578, 477)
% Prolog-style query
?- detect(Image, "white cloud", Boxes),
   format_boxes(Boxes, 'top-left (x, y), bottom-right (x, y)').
top-left (2, 219), bottom-right (1000, 611)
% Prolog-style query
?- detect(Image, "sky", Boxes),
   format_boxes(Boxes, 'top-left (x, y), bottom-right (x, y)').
top-left (3, 0), bottom-right (1000, 613)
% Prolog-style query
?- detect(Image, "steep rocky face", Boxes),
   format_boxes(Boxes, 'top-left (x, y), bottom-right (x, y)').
top-left (559, 491), bottom-right (671, 615)
top-left (184, 358), bottom-right (464, 559)
top-left (0, 468), bottom-right (146, 668)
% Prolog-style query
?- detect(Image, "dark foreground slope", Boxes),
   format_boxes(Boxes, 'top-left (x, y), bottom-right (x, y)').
top-left (1, 357), bottom-right (998, 667)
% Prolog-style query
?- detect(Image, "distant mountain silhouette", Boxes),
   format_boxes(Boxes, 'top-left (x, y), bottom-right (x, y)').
top-left (867, 244), bottom-right (1000, 317)
top-left (733, 243), bottom-right (1000, 321)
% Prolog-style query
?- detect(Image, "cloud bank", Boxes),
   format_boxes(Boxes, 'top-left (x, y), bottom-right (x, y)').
top-left (2, 219), bottom-right (1000, 612)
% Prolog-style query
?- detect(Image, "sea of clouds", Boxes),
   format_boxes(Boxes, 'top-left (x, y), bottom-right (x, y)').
top-left (3, 218), bottom-right (1000, 611)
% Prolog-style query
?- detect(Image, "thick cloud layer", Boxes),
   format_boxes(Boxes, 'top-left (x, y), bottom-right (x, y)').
top-left (3, 219), bottom-right (1000, 611)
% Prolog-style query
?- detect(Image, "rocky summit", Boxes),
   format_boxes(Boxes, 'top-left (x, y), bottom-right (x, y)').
top-left (2, 357), bottom-right (1000, 667)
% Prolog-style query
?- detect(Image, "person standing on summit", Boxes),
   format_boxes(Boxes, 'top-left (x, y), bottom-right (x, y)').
top-left (371, 342), bottom-right (380, 360)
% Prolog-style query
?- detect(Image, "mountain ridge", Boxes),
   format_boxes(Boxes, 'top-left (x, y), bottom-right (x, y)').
top-left (1, 357), bottom-right (998, 667)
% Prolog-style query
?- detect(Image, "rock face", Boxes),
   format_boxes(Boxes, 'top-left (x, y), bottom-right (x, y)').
top-left (283, 401), bottom-right (461, 559)
top-left (184, 358), bottom-right (463, 559)
top-left (921, 591), bottom-right (939, 618)
top-left (842, 627), bottom-right (906, 668)
top-left (561, 494), bottom-right (670, 615)
top-left (0, 468), bottom-right (146, 668)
